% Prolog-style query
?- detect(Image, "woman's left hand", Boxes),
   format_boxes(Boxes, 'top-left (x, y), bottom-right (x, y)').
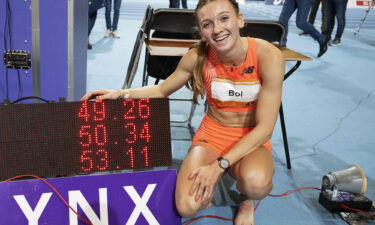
top-left (188, 163), bottom-right (224, 204)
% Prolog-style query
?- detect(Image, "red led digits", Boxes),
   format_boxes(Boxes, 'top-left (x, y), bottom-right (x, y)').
top-left (96, 149), bottom-right (108, 171)
top-left (80, 150), bottom-right (93, 172)
top-left (93, 101), bottom-right (106, 121)
top-left (138, 98), bottom-right (150, 119)
top-left (94, 124), bottom-right (108, 146)
top-left (125, 147), bottom-right (135, 168)
top-left (140, 122), bottom-right (151, 142)
top-left (78, 101), bottom-right (109, 172)
top-left (124, 122), bottom-right (137, 144)
top-left (79, 125), bottom-right (92, 147)
top-left (124, 99), bottom-right (136, 119)
top-left (78, 101), bottom-right (89, 122)
top-left (141, 146), bottom-right (149, 167)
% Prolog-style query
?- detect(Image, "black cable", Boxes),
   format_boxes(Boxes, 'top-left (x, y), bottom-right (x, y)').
top-left (3, 0), bottom-right (23, 100)
top-left (3, 0), bottom-right (10, 100)
top-left (10, 96), bottom-right (52, 104)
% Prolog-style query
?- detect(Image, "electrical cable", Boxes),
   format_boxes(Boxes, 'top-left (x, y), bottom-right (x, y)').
top-left (4, 175), bottom-right (93, 225)
top-left (10, 96), bottom-right (52, 104)
top-left (3, 0), bottom-right (10, 100)
top-left (2, 0), bottom-right (23, 101)
top-left (183, 186), bottom-right (321, 224)
top-left (340, 204), bottom-right (375, 220)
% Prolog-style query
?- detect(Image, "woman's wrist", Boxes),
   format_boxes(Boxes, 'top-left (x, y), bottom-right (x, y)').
top-left (118, 89), bottom-right (130, 99)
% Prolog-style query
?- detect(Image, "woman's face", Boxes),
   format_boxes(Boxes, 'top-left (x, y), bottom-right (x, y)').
top-left (197, 0), bottom-right (244, 52)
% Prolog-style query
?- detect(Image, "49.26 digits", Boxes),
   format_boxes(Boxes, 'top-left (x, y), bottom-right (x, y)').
top-left (77, 99), bottom-right (155, 172)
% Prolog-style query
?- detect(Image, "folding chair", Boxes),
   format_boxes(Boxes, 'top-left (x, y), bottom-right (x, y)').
top-left (123, 5), bottom-right (153, 89)
top-left (142, 8), bottom-right (199, 131)
top-left (240, 20), bottom-right (293, 169)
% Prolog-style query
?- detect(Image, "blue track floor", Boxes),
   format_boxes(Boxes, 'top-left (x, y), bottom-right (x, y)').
top-left (87, 1), bottom-right (375, 224)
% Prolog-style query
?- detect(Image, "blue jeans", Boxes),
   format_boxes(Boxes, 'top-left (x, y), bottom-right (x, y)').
top-left (279, 0), bottom-right (325, 46)
top-left (169, 0), bottom-right (187, 9)
top-left (105, 0), bottom-right (121, 31)
top-left (324, 0), bottom-right (348, 40)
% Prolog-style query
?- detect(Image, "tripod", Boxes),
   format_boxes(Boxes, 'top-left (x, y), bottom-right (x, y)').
top-left (354, 0), bottom-right (374, 35)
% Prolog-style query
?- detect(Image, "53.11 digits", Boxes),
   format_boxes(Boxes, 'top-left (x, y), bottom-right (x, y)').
top-left (77, 99), bottom-right (152, 172)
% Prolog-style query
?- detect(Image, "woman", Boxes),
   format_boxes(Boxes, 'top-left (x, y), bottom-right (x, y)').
top-left (82, 0), bottom-right (284, 224)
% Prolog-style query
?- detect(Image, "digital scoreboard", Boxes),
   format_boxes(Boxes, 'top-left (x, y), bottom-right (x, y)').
top-left (0, 98), bottom-right (172, 180)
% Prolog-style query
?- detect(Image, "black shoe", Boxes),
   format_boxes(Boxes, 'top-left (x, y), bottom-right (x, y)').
top-left (87, 43), bottom-right (92, 50)
top-left (317, 37), bottom-right (329, 58)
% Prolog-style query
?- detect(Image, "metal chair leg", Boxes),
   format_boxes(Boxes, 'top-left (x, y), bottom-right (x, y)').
top-left (279, 102), bottom-right (291, 169)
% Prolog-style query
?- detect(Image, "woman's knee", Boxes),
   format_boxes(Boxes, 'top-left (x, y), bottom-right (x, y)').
top-left (175, 195), bottom-right (201, 218)
top-left (236, 170), bottom-right (274, 199)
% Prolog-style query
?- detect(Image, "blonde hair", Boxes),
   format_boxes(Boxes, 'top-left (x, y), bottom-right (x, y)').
top-left (187, 0), bottom-right (240, 104)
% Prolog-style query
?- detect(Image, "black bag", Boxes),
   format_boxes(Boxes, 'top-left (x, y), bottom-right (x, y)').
top-left (89, 0), bottom-right (104, 13)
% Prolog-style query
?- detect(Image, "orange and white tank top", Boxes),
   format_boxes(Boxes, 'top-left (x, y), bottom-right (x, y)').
top-left (203, 37), bottom-right (260, 112)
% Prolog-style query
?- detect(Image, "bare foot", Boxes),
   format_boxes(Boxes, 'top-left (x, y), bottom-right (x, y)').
top-left (234, 199), bottom-right (254, 225)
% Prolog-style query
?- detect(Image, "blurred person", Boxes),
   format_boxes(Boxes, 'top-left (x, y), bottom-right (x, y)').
top-left (104, 0), bottom-right (122, 38)
top-left (299, 0), bottom-right (327, 36)
top-left (279, 0), bottom-right (329, 57)
top-left (169, 0), bottom-right (188, 9)
top-left (323, 0), bottom-right (349, 46)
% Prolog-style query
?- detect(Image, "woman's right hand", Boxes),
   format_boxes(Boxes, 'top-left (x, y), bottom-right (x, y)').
top-left (80, 89), bottom-right (125, 101)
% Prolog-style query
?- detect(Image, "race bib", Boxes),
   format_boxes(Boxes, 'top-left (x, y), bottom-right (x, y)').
top-left (211, 78), bottom-right (260, 107)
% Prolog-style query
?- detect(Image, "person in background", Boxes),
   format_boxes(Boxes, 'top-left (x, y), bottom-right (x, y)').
top-left (299, 0), bottom-right (327, 37)
top-left (88, 0), bottom-right (104, 49)
top-left (169, 0), bottom-right (188, 9)
top-left (104, 0), bottom-right (122, 38)
top-left (279, 0), bottom-right (329, 57)
top-left (82, 0), bottom-right (284, 224)
top-left (323, 0), bottom-right (349, 46)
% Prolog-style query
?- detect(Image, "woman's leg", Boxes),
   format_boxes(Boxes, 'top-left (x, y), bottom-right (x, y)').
top-left (230, 146), bottom-right (274, 225)
top-left (175, 145), bottom-right (221, 218)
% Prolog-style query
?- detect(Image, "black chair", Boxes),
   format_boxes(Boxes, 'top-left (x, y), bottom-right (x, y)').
top-left (240, 19), bottom-right (292, 169)
top-left (142, 8), bottom-right (199, 130)
top-left (123, 5), bottom-right (153, 88)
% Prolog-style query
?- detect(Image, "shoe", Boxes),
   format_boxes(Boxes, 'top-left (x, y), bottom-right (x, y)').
top-left (329, 39), bottom-right (341, 46)
top-left (317, 36), bottom-right (329, 58)
top-left (104, 29), bottom-right (112, 38)
top-left (111, 30), bottom-right (120, 39)
top-left (87, 43), bottom-right (92, 50)
top-left (299, 32), bottom-right (309, 36)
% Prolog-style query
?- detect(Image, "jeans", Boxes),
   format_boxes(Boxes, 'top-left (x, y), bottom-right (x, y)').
top-left (279, 0), bottom-right (325, 46)
top-left (105, 0), bottom-right (122, 31)
top-left (324, 0), bottom-right (348, 40)
top-left (169, 0), bottom-right (187, 9)
top-left (88, 11), bottom-right (97, 36)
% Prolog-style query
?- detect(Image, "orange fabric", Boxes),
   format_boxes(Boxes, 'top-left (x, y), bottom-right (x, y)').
top-left (192, 115), bottom-right (272, 156)
top-left (203, 37), bottom-right (261, 113)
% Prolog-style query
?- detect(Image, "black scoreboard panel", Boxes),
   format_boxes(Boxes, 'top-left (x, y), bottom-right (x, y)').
top-left (0, 98), bottom-right (172, 180)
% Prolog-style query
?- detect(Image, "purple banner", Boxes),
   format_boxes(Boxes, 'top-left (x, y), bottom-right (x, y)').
top-left (0, 170), bottom-right (181, 225)
top-left (265, 0), bottom-right (285, 5)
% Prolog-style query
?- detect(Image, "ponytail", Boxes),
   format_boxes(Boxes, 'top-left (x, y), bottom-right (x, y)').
top-left (186, 40), bottom-right (208, 104)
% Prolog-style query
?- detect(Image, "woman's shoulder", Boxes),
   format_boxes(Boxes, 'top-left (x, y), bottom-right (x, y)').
top-left (253, 38), bottom-right (283, 61)
top-left (178, 46), bottom-right (199, 73)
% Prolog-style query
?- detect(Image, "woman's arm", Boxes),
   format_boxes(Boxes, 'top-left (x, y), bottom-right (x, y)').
top-left (81, 48), bottom-right (198, 101)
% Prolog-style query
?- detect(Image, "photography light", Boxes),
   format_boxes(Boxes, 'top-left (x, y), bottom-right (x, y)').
top-left (319, 165), bottom-right (373, 212)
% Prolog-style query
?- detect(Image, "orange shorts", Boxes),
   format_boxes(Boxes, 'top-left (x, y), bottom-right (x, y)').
top-left (192, 115), bottom-right (272, 156)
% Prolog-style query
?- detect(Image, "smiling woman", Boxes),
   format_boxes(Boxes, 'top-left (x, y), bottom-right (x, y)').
top-left (81, 0), bottom-right (284, 224)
